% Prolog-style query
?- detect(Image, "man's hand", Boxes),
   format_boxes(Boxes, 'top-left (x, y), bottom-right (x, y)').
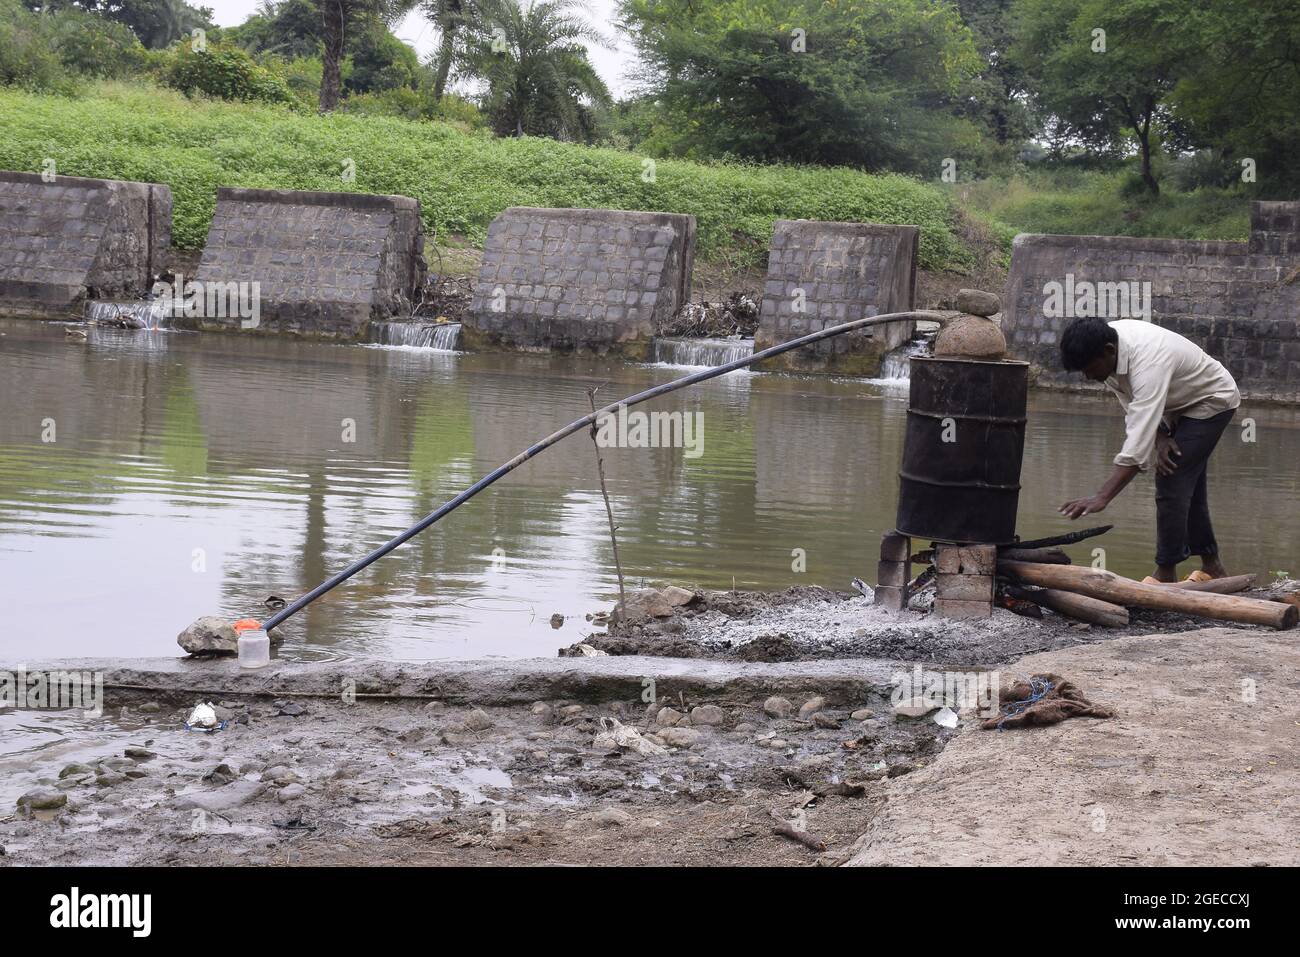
top-left (1059, 495), bottom-right (1110, 520)
top-left (1155, 432), bottom-right (1181, 477)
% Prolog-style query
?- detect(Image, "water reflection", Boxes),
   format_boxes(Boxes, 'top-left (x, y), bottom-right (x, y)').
top-left (1, 318), bottom-right (1297, 661)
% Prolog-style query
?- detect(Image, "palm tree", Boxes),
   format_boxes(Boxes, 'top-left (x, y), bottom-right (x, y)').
top-left (312, 0), bottom-right (415, 111)
top-left (460, 0), bottom-right (610, 141)
top-left (424, 0), bottom-right (468, 100)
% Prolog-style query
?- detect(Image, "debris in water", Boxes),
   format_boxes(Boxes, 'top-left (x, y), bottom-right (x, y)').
top-left (184, 702), bottom-right (225, 732)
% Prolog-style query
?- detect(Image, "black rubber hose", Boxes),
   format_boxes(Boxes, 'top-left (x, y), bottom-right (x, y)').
top-left (260, 309), bottom-right (947, 631)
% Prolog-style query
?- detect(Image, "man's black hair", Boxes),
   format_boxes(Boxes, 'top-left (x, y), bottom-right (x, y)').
top-left (1060, 317), bottom-right (1118, 371)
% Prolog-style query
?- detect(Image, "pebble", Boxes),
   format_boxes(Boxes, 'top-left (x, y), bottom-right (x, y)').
top-left (531, 750), bottom-right (548, 760)
top-left (277, 783), bottom-right (306, 802)
top-left (138, 702), bottom-right (161, 714)
top-left (656, 707), bottom-right (684, 727)
top-left (850, 709), bottom-right (875, 721)
top-left (659, 727), bottom-right (701, 749)
top-left (95, 769), bottom-right (127, 786)
top-left (595, 807), bottom-right (632, 827)
top-left (124, 747), bottom-right (156, 761)
top-left (812, 713), bottom-right (841, 729)
top-left (763, 696), bottom-right (793, 718)
top-left (59, 763), bottom-right (94, 779)
top-left (734, 722), bottom-right (757, 734)
top-left (766, 739), bottom-right (789, 750)
top-left (689, 705), bottom-right (725, 726)
top-left (559, 705), bottom-right (584, 717)
top-left (797, 696), bottom-right (826, 720)
top-left (17, 788), bottom-right (66, 810)
top-left (261, 766), bottom-right (299, 785)
top-left (463, 708), bottom-right (494, 732)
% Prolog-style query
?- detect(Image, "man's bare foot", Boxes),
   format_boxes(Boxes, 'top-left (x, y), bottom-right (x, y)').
top-left (1200, 556), bottom-right (1229, 579)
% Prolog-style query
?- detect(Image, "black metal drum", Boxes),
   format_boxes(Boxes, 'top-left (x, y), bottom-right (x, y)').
top-left (895, 356), bottom-right (1029, 544)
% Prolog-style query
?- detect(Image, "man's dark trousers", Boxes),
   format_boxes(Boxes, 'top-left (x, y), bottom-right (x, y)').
top-left (1155, 408), bottom-right (1235, 567)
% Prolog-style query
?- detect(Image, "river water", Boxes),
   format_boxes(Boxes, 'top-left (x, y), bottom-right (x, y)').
top-left (1, 318), bottom-right (1297, 661)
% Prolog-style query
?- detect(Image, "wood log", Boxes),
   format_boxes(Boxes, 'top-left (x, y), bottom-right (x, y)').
top-left (1005, 584), bottom-right (1129, 628)
top-left (1167, 574), bottom-right (1255, 594)
top-left (998, 560), bottom-right (1298, 630)
top-left (1000, 547), bottom-right (1072, 565)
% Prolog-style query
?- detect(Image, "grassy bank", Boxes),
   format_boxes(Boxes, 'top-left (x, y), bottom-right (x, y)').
top-left (0, 83), bottom-right (1261, 277)
top-left (0, 82), bottom-right (968, 270)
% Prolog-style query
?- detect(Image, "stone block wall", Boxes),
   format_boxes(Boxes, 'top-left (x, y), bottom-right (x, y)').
top-left (193, 187), bottom-right (424, 338)
top-left (754, 221), bottom-right (919, 375)
top-left (1003, 201), bottom-right (1300, 400)
top-left (0, 170), bottom-right (171, 319)
top-left (463, 207), bottom-right (696, 359)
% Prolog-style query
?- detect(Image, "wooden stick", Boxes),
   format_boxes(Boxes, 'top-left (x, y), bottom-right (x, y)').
top-left (998, 561), bottom-right (1297, 630)
top-left (1000, 547), bottom-right (1072, 565)
top-left (1167, 574), bottom-right (1255, 594)
top-left (1004, 525), bottom-right (1113, 551)
top-left (1005, 584), bottom-right (1129, 628)
top-left (586, 388), bottom-right (626, 608)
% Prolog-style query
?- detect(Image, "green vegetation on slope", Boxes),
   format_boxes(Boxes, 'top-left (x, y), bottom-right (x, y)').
top-left (0, 83), bottom-right (967, 270)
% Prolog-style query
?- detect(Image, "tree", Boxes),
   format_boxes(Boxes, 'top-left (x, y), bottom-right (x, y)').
top-left (22, 0), bottom-right (213, 49)
top-left (1170, 0), bottom-right (1300, 196)
top-left (311, 0), bottom-right (415, 111)
top-left (1009, 0), bottom-right (1197, 194)
top-left (616, 0), bottom-right (981, 173)
top-left (461, 0), bottom-right (610, 140)
top-left (424, 0), bottom-right (469, 99)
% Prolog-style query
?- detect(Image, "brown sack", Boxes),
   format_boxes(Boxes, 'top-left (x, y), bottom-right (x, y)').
top-left (980, 672), bottom-right (1114, 730)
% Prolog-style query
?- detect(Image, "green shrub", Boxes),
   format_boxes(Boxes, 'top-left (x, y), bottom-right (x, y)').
top-left (157, 42), bottom-right (297, 106)
top-left (0, 81), bottom-right (972, 266)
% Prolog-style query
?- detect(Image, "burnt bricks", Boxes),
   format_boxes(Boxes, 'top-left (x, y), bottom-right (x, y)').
top-left (755, 220), bottom-right (919, 374)
top-left (0, 170), bottom-right (171, 318)
top-left (874, 531), bottom-right (912, 612)
top-left (1001, 200), bottom-right (1300, 401)
top-left (193, 187), bottom-right (424, 339)
top-left (464, 207), bottom-right (696, 358)
top-left (934, 544), bottom-right (995, 621)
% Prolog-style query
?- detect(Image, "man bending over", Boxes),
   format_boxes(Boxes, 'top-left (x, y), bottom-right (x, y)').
top-left (1058, 317), bottom-right (1240, 583)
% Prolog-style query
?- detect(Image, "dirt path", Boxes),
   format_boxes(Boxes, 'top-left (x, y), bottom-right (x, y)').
top-left (846, 627), bottom-right (1299, 866)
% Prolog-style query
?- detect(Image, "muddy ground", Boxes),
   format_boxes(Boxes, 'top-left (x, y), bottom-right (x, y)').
top-left (1, 661), bottom-right (944, 867)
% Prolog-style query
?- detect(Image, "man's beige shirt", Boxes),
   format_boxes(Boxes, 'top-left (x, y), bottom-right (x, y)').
top-left (1104, 319), bottom-right (1240, 470)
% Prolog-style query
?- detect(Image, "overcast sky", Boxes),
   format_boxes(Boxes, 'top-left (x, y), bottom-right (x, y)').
top-left (204, 0), bottom-right (639, 97)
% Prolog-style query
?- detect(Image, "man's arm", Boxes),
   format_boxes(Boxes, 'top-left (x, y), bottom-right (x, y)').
top-left (1059, 464), bottom-right (1140, 519)
top-left (1061, 352), bottom-right (1172, 519)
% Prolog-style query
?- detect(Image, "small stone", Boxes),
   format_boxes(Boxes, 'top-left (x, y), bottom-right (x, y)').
top-left (276, 702), bottom-right (305, 717)
top-left (17, 788), bottom-right (66, 810)
top-left (531, 750), bottom-right (548, 760)
top-left (659, 727), bottom-right (701, 749)
top-left (550, 613), bottom-right (565, 629)
top-left (124, 747), bottom-right (156, 760)
top-left (138, 702), bottom-right (161, 714)
top-left (463, 708), bottom-right (494, 732)
top-left (689, 705), bottom-right (725, 727)
top-left (262, 766), bottom-right (299, 785)
top-left (123, 768), bottom-right (148, 779)
top-left (559, 704), bottom-right (584, 717)
top-left (95, 769), bottom-right (127, 786)
top-left (812, 713), bottom-right (841, 729)
top-left (595, 807), bottom-right (632, 827)
top-left (203, 763), bottom-right (237, 786)
top-left (59, 763), bottom-right (94, 779)
top-left (656, 707), bottom-right (684, 727)
top-left (659, 585), bottom-right (696, 607)
top-left (893, 699), bottom-right (938, 718)
top-left (177, 616), bottom-right (240, 655)
top-left (763, 696), bottom-right (793, 718)
top-left (766, 738), bottom-right (789, 750)
top-left (733, 722), bottom-right (757, 734)
top-left (797, 696), bottom-right (826, 720)
top-left (956, 288), bottom-right (1001, 317)
top-left (850, 709), bottom-right (874, 721)
top-left (277, 783), bottom-right (306, 802)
